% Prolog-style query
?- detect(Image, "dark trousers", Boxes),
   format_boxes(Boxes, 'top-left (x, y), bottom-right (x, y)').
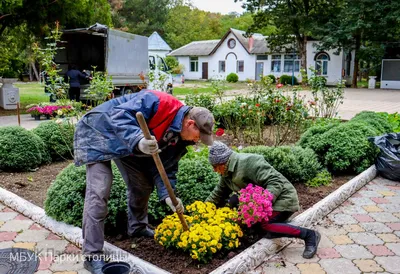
top-left (82, 158), bottom-right (155, 255)
top-left (261, 211), bottom-right (308, 239)
top-left (69, 87), bottom-right (80, 102)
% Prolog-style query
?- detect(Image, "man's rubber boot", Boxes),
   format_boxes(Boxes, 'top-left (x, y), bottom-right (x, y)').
top-left (303, 230), bottom-right (321, 259)
top-left (131, 227), bottom-right (155, 238)
top-left (84, 258), bottom-right (106, 274)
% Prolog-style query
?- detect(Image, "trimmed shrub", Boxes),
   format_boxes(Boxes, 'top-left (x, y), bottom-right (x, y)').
top-left (33, 121), bottom-right (74, 161)
top-left (279, 74), bottom-right (298, 85)
top-left (297, 120), bottom-right (341, 153)
top-left (226, 73), bottom-right (239, 83)
top-left (265, 75), bottom-right (276, 83)
top-left (241, 145), bottom-right (322, 183)
top-left (148, 155), bottom-right (219, 221)
top-left (0, 126), bottom-right (49, 171)
top-left (350, 111), bottom-right (393, 134)
top-left (44, 163), bottom-right (128, 231)
top-left (301, 122), bottom-right (379, 173)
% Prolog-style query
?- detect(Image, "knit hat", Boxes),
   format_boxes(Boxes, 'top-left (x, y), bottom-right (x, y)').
top-left (209, 141), bottom-right (233, 166)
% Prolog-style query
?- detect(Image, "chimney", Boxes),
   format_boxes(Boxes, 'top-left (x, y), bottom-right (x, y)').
top-left (248, 36), bottom-right (254, 52)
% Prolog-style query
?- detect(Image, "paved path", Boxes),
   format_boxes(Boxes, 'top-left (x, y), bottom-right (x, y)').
top-left (252, 176), bottom-right (400, 274)
top-left (0, 203), bottom-right (89, 274)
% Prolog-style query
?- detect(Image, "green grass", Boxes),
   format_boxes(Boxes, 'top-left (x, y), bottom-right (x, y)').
top-left (173, 80), bottom-right (248, 96)
top-left (357, 79), bottom-right (380, 89)
top-left (15, 82), bottom-right (49, 107)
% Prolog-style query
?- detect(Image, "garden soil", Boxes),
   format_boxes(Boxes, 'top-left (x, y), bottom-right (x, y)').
top-left (0, 160), bottom-right (352, 274)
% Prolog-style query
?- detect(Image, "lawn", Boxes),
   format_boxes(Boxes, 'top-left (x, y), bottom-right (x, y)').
top-left (173, 80), bottom-right (248, 96)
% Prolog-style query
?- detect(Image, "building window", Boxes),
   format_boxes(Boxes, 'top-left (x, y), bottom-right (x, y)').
top-left (271, 54), bottom-right (281, 72)
top-left (283, 54), bottom-right (300, 73)
top-left (219, 61), bottom-right (226, 73)
top-left (228, 38), bottom-right (236, 49)
top-left (257, 55), bottom-right (268, 60)
top-left (237, 61), bottom-right (244, 72)
top-left (190, 57), bottom-right (198, 72)
top-left (315, 52), bottom-right (330, 75)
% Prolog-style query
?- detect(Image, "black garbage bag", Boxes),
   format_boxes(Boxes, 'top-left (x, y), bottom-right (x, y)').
top-left (369, 132), bottom-right (400, 181)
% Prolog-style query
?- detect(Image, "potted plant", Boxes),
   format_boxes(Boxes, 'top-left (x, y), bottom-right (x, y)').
top-left (26, 106), bottom-right (43, 120)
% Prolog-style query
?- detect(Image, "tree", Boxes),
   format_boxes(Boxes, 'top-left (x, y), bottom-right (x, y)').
top-left (112, 0), bottom-right (171, 36)
top-left (0, 0), bottom-right (112, 37)
top-left (314, 0), bottom-right (400, 87)
top-left (237, 0), bottom-right (340, 74)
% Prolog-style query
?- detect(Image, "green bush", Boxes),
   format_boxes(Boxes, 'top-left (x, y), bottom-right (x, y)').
top-left (226, 73), bottom-right (239, 83)
top-left (165, 56), bottom-right (179, 71)
top-left (0, 126), bottom-right (50, 171)
top-left (241, 145), bottom-right (322, 183)
top-left (306, 170), bottom-right (332, 187)
top-left (265, 75), bottom-right (276, 83)
top-left (351, 111), bottom-right (393, 134)
top-left (279, 74), bottom-right (298, 85)
top-left (184, 93), bottom-right (216, 111)
top-left (44, 163), bottom-right (128, 231)
top-left (148, 153), bottom-right (219, 221)
top-left (301, 122), bottom-right (379, 173)
top-left (297, 120), bottom-right (341, 153)
top-left (378, 112), bottom-right (400, 132)
top-left (32, 121), bottom-right (74, 161)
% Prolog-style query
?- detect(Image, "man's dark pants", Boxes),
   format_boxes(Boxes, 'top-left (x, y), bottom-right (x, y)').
top-left (82, 157), bottom-right (155, 255)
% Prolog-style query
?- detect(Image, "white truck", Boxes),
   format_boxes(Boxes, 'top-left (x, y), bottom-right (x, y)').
top-left (55, 23), bottom-right (173, 99)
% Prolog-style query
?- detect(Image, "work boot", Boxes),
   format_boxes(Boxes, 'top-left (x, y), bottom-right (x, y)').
top-left (302, 230), bottom-right (321, 259)
top-left (84, 257), bottom-right (106, 274)
top-left (131, 227), bottom-right (155, 238)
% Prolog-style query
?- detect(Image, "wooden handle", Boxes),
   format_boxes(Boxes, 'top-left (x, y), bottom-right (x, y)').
top-left (136, 112), bottom-right (189, 231)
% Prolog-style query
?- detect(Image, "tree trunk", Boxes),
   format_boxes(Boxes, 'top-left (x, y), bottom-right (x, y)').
top-left (297, 36), bottom-right (307, 82)
top-left (351, 34), bottom-right (361, 88)
top-left (29, 63), bottom-right (33, 81)
top-left (31, 62), bottom-right (40, 81)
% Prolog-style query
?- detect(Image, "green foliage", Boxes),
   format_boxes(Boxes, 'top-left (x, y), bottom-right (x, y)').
top-left (306, 170), bottom-right (331, 187)
top-left (210, 77), bottom-right (227, 104)
top-left (184, 93), bottom-right (216, 111)
top-left (351, 111), bottom-right (393, 134)
top-left (32, 121), bottom-right (74, 161)
top-left (279, 75), bottom-right (298, 85)
top-left (377, 112), bottom-right (400, 133)
top-left (297, 120), bottom-right (341, 151)
top-left (165, 56), bottom-right (179, 71)
top-left (148, 149), bottom-right (219, 221)
top-left (84, 67), bottom-right (114, 106)
top-left (308, 71), bottom-right (345, 118)
top-left (265, 75), bottom-right (276, 83)
top-left (176, 157), bottom-right (219, 207)
top-left (241, 145), bottom-right (322, 184)
top-left (0, 126), bottom-right (49, 171)
top-left (300, 121), bottom-right (380, 173)
top-left (226, 73), bottom-right (239, 83)
top-left (44, 163), bottom-right (127, 231)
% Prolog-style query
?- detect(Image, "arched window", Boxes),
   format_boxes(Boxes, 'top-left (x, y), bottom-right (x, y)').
top-left (315, 52), bottom-right (330, 76)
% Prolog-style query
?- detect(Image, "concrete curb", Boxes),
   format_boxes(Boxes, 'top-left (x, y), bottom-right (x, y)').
top-left (210, 165), bottom-right (377, 274)
top-left (0, 187), bottom-right (170, 274)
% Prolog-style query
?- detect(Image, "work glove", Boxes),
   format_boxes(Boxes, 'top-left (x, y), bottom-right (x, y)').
top-left (165, 197), bottom-right (184, 214)
top-left (138, 136), bottom-right (159, 155)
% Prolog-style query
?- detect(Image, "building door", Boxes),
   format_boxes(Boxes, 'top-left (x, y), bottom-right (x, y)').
top-left (256, 62), bottom-right (264, 80)
top-left (202, 62), bottom-right (208, 79)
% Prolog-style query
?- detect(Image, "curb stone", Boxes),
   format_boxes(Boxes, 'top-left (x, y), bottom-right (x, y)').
top-left (0, 165), bottom-right (377, 274)
top-left (210, 165), bottom-right (377, 274)
top-left (0, 188), bottom-right (170, 274)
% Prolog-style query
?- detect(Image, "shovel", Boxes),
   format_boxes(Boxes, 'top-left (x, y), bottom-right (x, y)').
top-left (136, 112), bottom-right (189, 231)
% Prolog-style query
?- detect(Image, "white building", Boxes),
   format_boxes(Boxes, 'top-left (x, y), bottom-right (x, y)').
top-left (148, 31), bottom-right (172, 57)
top-left (169, 28), bottom-right (354, 85)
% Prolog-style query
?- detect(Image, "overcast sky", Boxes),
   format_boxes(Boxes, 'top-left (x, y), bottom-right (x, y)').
top-left (190, 0), bottom-right (245, 14)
